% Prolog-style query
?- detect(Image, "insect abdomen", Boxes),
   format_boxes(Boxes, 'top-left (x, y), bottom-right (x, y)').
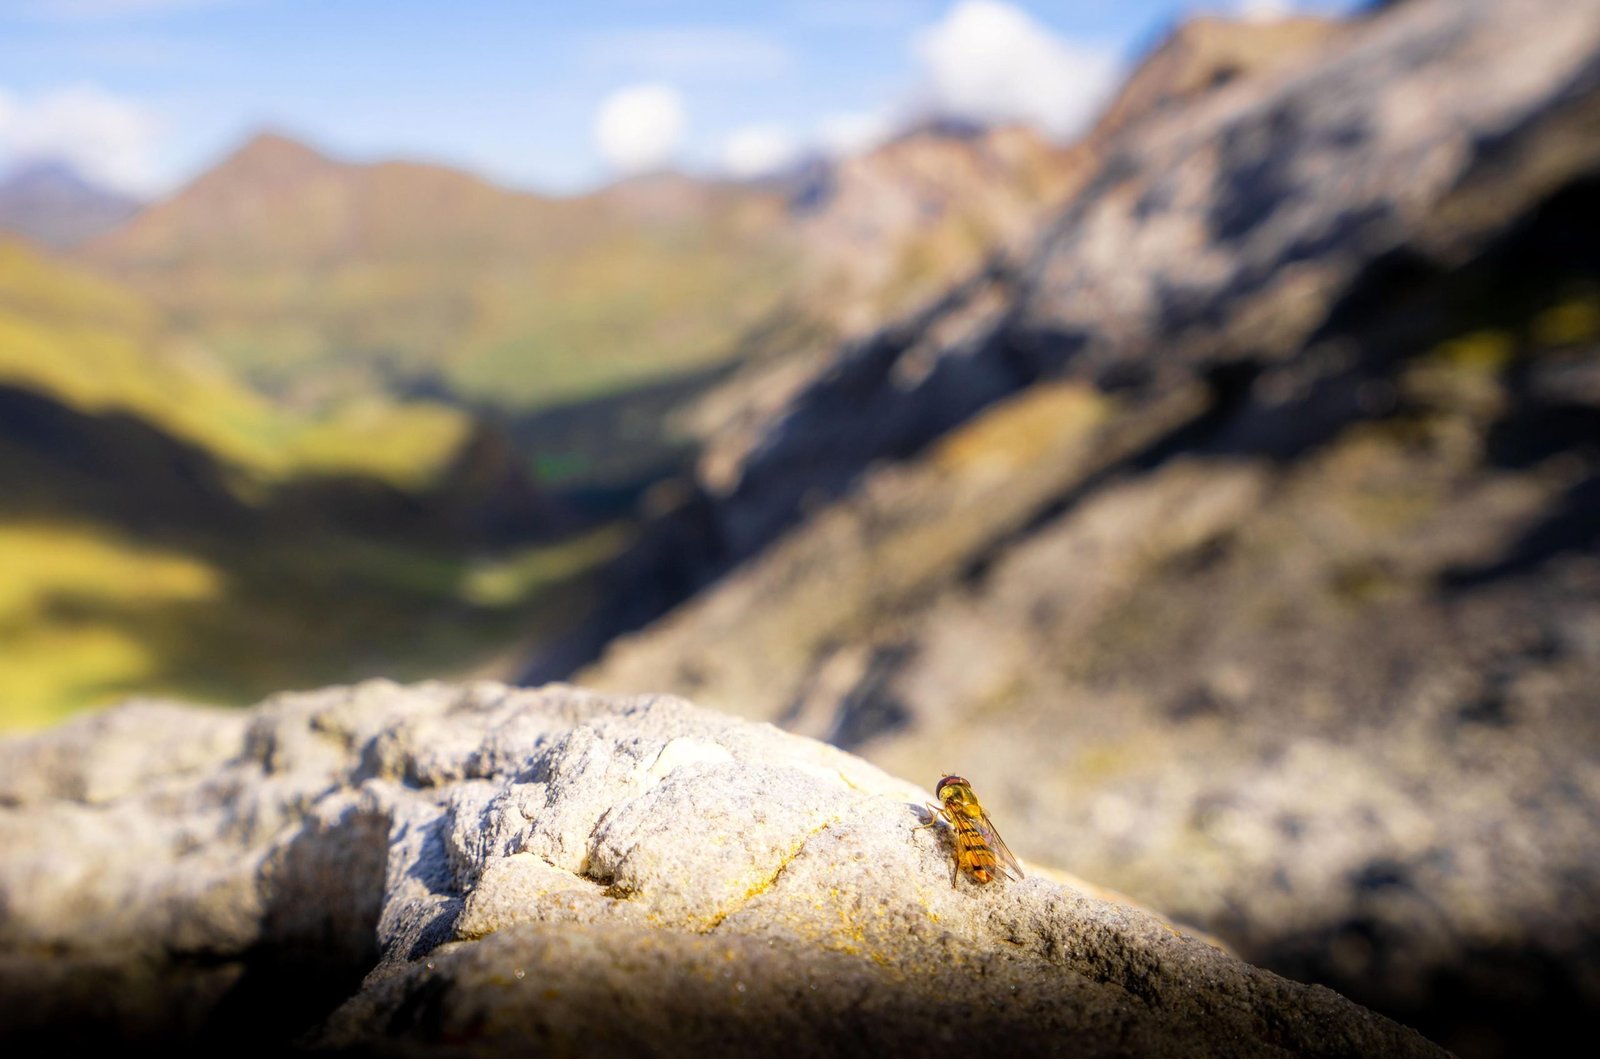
top-left (953, 816), bottom-right (999, 882)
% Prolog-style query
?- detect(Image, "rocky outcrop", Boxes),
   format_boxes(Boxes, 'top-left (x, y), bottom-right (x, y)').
top-left (789, 124), bottom-right (1092, 334)
top-left (1089, 15), bottom-right (1344, 143)
top-left (0, 682), bottom-right (1443, 1056)
top-left (685, 0), bottom-right (1600, 564)
top-left (577, 0), bottom-right (1600, 1054)
top-left (679, 10), bottom-right (1357, 559)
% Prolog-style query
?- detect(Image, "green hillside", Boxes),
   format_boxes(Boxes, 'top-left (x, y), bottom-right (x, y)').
top-left (86, 134), bottom-right (800, 412)
top-left (0, 238), bottom-right (471, 489)
top-left (0, 242), bottom-right (628, 728)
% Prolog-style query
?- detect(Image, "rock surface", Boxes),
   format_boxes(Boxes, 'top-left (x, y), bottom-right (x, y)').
top-left (675, 0), bottom-right (1600, 564)
top-left (671, 9), bottom-right (1350, 554)
top-left (0, 682), bottom-right (1442, 1056)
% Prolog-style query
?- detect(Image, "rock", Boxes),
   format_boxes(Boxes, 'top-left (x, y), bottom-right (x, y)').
top-left (573, 1), bottom-right (1600, 1054)
top-left (680, 0), bottom-right (1600, 569)
top-left (1090, 15), bottom-right (1346, 143)
top-left (0, 681), bottom-right (1442, 1056)
top-left (673, 9), bottom-right (1354, 561)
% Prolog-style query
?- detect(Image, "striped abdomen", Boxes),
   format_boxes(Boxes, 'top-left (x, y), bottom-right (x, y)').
top-left (951, 809), bottom-right (1000, 883)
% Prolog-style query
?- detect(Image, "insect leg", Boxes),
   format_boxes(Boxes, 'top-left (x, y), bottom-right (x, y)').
top-left (911, 804), bottom-right (961, 887)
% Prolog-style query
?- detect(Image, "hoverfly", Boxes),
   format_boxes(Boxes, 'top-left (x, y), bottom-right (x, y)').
top-left (920, 774), bottom-right (1024, 887)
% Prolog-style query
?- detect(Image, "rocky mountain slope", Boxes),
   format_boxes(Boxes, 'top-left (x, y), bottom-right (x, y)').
top-left (0, 681), bottom-right (1444, 1057)
top-left (575, 0), bottom-right (1600, 1054)
top-left (1091, 13), bottom-right (1345, 141)
top-left (673, 10), bottom-right (1350, 543)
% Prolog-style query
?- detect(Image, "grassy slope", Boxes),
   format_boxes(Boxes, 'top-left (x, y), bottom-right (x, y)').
top-left (0, 238), bottom-right (471, 489)
top-left (0, 515), bottom-right (631, 730)
top-left (0, 243), bottom-right (631, 729)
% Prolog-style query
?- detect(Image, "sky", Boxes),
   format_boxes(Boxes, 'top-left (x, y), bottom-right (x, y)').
top-left (0, 0), bottom-right (1356, 198)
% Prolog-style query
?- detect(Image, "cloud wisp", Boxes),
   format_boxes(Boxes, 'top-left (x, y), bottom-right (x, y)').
top-left (1234, 0), bottom-right (1297, 21)
top-left (915, 0), bottom-right (1120, 141)
top-left (593, 83), bottom-right (686, 175)
top-left (720, 124), bottom-right (803, 179)
top-left (0, 83), bottom-right (163, 192)
top-left (709, 0), bottom-right (1124, 180)
top-left (815, 110), bottom-right (898, 158)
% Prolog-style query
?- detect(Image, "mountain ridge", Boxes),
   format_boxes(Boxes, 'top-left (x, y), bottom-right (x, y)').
top-left (82, 126), bottom-right (798, 413)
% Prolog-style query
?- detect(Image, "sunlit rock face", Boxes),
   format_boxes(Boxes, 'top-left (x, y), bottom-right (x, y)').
top-left (576, 0), bottom-right (1600, 1054)
top-left (0, 682), bottom-right (1442, 1057)
top-left (676, 10), bottom-right (1348, 538)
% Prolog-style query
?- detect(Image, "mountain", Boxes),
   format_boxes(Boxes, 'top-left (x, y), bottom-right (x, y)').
top-left (561, 0), bottom-right (1600, 1054)
top-left (0, 160), bottom-right (142, 249)
top-left (85, 132), bottom-right (799, 412)
top-left (791, 123), bottom-right (1092, 332)
top-left (676, 10), bottom-right (1347, 508)
top-left (1, 8), bottom-right (1377, 732)
top-left (71, 11), bottom-right (1348, 500)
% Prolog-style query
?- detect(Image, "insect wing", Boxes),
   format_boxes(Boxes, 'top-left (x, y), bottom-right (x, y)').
top-left (974, 805), bottom-right (1024, 880)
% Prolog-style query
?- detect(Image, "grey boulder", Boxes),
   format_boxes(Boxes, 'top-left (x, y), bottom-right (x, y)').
top-left (0, 681), bottom-right (1442, 1056)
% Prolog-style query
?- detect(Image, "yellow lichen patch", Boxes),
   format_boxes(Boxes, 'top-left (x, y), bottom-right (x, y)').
top-left (930, 382), bottom-right (1111, 478)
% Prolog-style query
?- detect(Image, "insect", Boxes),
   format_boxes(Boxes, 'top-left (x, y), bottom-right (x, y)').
top-left (919, 774), bottom-right (1024, 887)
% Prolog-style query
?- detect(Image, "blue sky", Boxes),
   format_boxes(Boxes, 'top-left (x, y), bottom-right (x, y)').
top-left (0, 0), bottom-right (1355, 197)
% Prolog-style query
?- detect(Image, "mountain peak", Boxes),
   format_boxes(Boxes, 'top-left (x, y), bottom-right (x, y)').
top-left (215, 129), bottom-right (339, 180)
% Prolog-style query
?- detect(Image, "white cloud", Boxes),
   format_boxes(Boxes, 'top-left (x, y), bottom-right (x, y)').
top-left (1234, 0), bottom-right (1296, 21)
top-left (0, 84), bottom-right (162, 192)
top-left (816, 110), bottom-right (898, 157)
top-left (915, 0), bottom-right (1120, 140)
top-left (721, 124), bottom-right (802, 179)
top-left (593, 83), bottom-right (686, 175)
top-left (581, 28), bottom-right (793, 82)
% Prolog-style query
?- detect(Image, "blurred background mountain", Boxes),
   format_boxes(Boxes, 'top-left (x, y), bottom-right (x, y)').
top-left (2, 0), bottom-right (1598, 1054)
